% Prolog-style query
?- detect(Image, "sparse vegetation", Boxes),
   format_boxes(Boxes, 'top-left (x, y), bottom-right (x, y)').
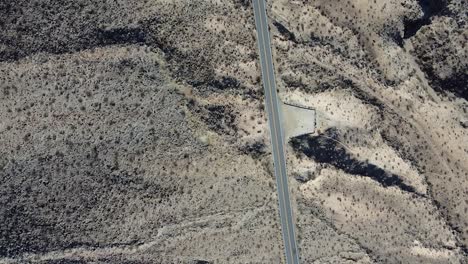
top-left (0, 0), bottom-right (282, 263)
top-left (272, 0), bottom-right (467, 262)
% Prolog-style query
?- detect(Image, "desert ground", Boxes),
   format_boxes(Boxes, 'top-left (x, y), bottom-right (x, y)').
top-left (0, 0), bottom-right (467, 263)
top-left (268, 0), bottom-right (467, 263)
top-left (0, 0), bottom-right (284, 263)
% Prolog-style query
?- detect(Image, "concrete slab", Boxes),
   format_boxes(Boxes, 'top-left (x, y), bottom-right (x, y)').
top-left (282, 102), bottom-right (316, 139)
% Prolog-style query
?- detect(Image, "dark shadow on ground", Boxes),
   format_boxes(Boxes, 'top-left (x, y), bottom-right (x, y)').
top-left (290, 130), bottom-right (417, 194)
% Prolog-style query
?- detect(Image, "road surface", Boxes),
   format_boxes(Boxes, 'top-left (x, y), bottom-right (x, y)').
top-left (252, 1), bottom-right (300, 263)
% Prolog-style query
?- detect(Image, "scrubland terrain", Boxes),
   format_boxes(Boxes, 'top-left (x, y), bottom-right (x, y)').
top-left (1, 0), bottom-right (467, 263)
top-left (0, 0), bottom-right (283, 263)
top-left (268, 0), bottom-right (468, 263)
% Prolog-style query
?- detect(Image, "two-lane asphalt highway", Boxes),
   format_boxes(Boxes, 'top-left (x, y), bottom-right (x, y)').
top-left (252, 1), bottom-right (300, 263)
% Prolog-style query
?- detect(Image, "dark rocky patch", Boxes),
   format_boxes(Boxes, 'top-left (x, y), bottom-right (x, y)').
top-left (95, 27), bottom-right (147, 46)
top-left (234, 0), bottom-right (251, 8)
top-left (208, 76), bottom-right (241, 90)
top-left (286, 63), bottom-right (355, 94)
top-left (346, 80), bottom-right (385, 111)
top-left (169, 50), bottom-right (216, 90)
top-left (189, 76), bottom-right (241, 92)
top-left (409, 10), bottom-right (467, 101)
top-left (273, 21), bottom-right (297, 43)
top-left (290, 131), bottom-right (417, 194)
top-left (190, 260), bottom-right (212, 264)
top-left (292, 170), bottom-right (314, 183)
top-left (239, 141), bottom-right (266, 159)
top-left (243, 87), bottom-right (262, 100)
top-left (403, 0), bottom-right (448, 39)
top-left (461, 119), bottom-right (468, 129)
top-left (281, 75), bottom-right (308, 90)
top-left (200, 104), bottom-right (237, 135)
top-left (389, 30), bottom-right (404, 48)
top-left (427, 69), bottom-right (468, 100)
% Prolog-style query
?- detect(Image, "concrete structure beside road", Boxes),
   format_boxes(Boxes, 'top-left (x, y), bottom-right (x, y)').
top-left (282, 102), bottom-right (316, 139)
